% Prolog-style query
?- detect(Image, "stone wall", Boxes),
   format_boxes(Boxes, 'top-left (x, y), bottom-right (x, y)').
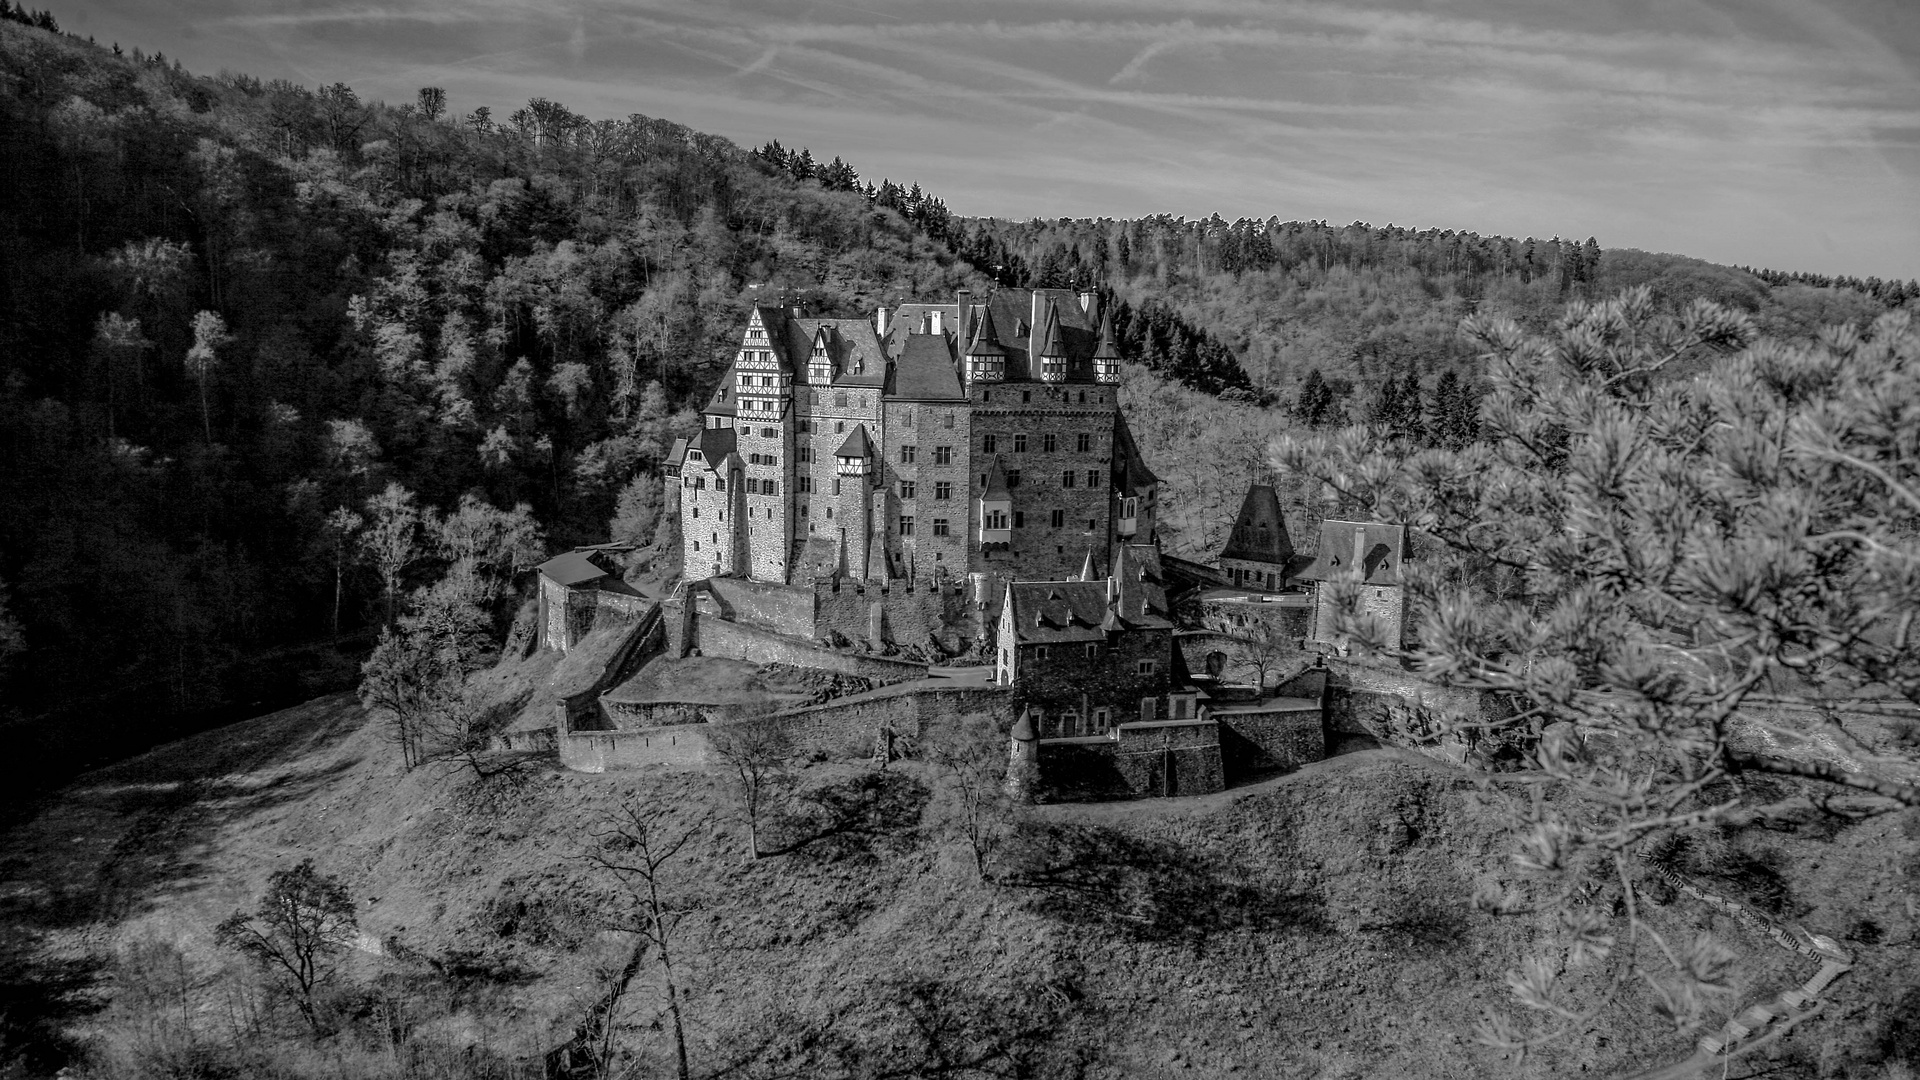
top-left (602, 700), bottom-right (758, 731)
top-left (1324, 658), bottom-right (1502, 764)
top-left (1013, 628), bottom-right (1173, 731)
top-left (561, 726), bottom-right (712, 773)
top-left (967, 382), bottom-right (1119, 584)
top-left (880, 400), bottom-right (972, 577)
top-left (703, 576), bottom-right (816, 637)
top-left (1179, 618), bottom-right (1313, 687)
top-left (768, 684), bottom-right (1011, 761)
top-left (813, 577), bottom-right (975, 655)
top-left (686, 611), bottom-right (929, 682)
top-left (1036, 719), bottom-right (1225, 801)
top-left (1214, 709), bottom-right (1324, 783)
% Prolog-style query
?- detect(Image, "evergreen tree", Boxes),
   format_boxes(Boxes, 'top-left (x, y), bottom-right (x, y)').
top-left (1293, 368), bottom-right (1333, 427)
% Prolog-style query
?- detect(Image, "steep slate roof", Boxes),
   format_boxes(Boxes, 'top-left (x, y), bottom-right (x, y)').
top-left (1036, 302), bottom-right (1067, 357)
top-left (982, 457), bottom-right (1011, 500)
top-left (835, 424), bottom-right (875, 459)
top-left (684, 424), bottom-right (738, 470)
top-left (535, 550), bottom-right (616, 587)
top-left (965, 304), bottom-right (1009, 356)
top-left (1005, 543), bottom-right (1173, 645)
top-left (1093, 310), bottom-right (1121, 360)
top-left (704, 360), bottom-right (738, 416)
top-left (1219, 484), bottom-right (1294, 566)
top-left (1296, 520), bottom-right (1406, 585)
top-left (1111, 412), bottom-right (1160, 495)
top-left (889, 331), bottom-right (966, 400)
top-left (786, 315), bottom-right (886, 387)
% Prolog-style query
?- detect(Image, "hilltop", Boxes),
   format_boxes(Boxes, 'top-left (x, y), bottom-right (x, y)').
top-left (0, 691), bottom-right (1916, 1078)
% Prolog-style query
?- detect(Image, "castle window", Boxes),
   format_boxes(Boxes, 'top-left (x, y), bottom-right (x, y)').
top-left (715, 479), bottom-right (726, 491)
top-left (695, 478), bottom-right (706, 490)
top-left (983, 434), bottom-right (997, 453)
top-left (1084, 643), bottom-right (1098, 659)
top-left (801, 504), bottom-right (809, 516)
top-left (798, 447), bottom-right (812, 464)
top-left (1060, 710), bottom-right (1079, 735)
top-left (934, 446), bottom-right (952, 465)
top-left (1087, 518), bottom-right (1096, 530)
top-left (1051, 509), bottom-right (1064, 528)
top-left (693, 540), bottom-right (700, 551)
top-left (900, 481), bottom-right (916, 499)
top-left (932, 518), bottom-right (949, 536)
top-left (985, 509), bottom-right (1008, 529)
top-left (1043, 433), bottom-right (1057, 452)
top-left (1094, 707), bottom-right (1110, 732)
top-left (902, 409), bottom-right (914, 428)
top-left (749, 453), bottom-right (761, 465)
top-left (1014, 433), bottom-right (1027, 453)
top-left (797, 419), bottom-right (811, 433)
top-left (826, 507), bottom-right (834, 519)
top-left (1007, 470), bottom-right (1021, 487)
top-left (1078, 433), bottom-right (1091, 452)
top-left (1087, 470), bottom-right (1100, 487)
top-left (762, 427), bottom-right (776, 439)
top-left (1140, 698), bottom-right (1156, 722)
top-left (1022, 391), bottom-right (1032, 403)
top-left (1078, 391), bottom-right (1086, 404)
top-left (1013, 511), bottom-right (1025, 528)
top-left (799, 477), bottom-right (812, 493)
top-left (935, 482), bottom-right (952, 500)
top-left (899, 516), bottom-right (915, 536)
top-left (835, 392), bottom-right (848, 407)
top-left (692, 507), bottom-right (700, 518)
top-left (1123, 497), bottom-right (1137, 517)
top-left (943, 412), bottom-right (955, 429)
top-left (745, 478), bottom-right (758, 494)
top-left (900, 445), bottom-right (917, 463)
top-left (768, 480), bottom-right (779, 496)
top-left (1036, 646), bottom-right (1050, 661)
top-left (1137, 660), bottom-right (1157, 675)
top-left (833, 479), bottom-right (841, 495)
top-left (983, 391), bottom-right (991, 402)
top-left (1062, 471), bottom-right (1075, 489)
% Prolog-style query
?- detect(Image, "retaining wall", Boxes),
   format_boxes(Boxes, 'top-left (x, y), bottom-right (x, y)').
top-left (1324, 659), bottom-right (1506, 764)
top-left (1214, 708), bottom-right (1325, 783)
top-left (703, 577), bottom-right (816, 637)
top-left (560, 726), bottom-right (712, 773)
top-left (685, 611), bottom-right (929, 682)
top-left (813, 578), bottom-right (977, 655)
top-left (1037, 721), bottom-right (1225, 801)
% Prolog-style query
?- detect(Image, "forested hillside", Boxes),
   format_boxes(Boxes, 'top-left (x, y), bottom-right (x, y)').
top-left (0, 20), bottom-right (977, 749)
top-left (956, 217), bottom-right (1917, 407)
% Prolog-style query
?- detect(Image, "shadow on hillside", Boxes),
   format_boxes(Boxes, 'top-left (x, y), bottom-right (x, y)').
top-left (762, 772), bottom-right (929, 864)
top-left (5, 699), bottom-right (370, 930)
top-left (0, 923), bottom-right (102, 1075)
top-left (997, 820), bottom-right (1328, 943)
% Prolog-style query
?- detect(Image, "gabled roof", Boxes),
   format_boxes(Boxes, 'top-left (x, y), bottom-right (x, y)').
top-left (747, 306), bottom-right (796, 371)
top-left (889, 332), bottom-right (965, 400)
top-left (835, 424), bottom-right (874, 459)
top-left (1006, 580), bottom-right (1112, 644)
top-left (965, 304), bottom-right (1008, 357)
top-left (1037, 302), bottom-right (1067, 357)
top-left (982, 457), bottom-right (1010, 500)
top-left (1296, 520), bottom-right (1406, 585)
top-left (535, 549), bottom-right (616, 587)
top-left (1219, 484), bottom-right (1294, 566)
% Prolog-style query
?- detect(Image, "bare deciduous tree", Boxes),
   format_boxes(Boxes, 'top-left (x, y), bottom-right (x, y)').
top-left (922, 713), bottom-right (1018, 882)
top-left (708, 718), bottom-right (795, 859)
top-left (581, 798), bottom-right (700, 1080)
top-left (213, 859), bottom-right (356, 1032)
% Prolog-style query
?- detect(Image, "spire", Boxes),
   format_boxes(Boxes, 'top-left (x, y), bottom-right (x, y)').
top-left (1011, 707), bottom-right (1036, 742)
top-left (835, 424), bottom-right (874, 459)
top-left (983, 457), bottom-right (1010, 500)
top-left (1079, 549), bottom-right (1097, 582)
top-left (1037, 301), bottom-right (1067, 382)
top-left (965, 303), bottom-right (1008, 356)
top-left (1093, 308), bottom-right (1121, 384)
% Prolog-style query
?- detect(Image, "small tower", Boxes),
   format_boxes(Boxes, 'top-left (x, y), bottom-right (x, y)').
top-left (963, 303), bottom-right (1008, 386)
top-left (978, 457), bottom-right (1012, 552)
top-left (1035, 302), bottom-right (1068, 383)
top-left (1218, 483), bottom-right (1295, 592)
top-left (835, 424), bottom-right (877, 581)
top-left (1093, 308), bottom-right (1122, 385)
top-left (1006, 707), bottom-right (1039, 803)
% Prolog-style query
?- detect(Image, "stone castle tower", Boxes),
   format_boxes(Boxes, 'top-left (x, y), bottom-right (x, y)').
top-left (669, 289), bottom-right (1161, 604)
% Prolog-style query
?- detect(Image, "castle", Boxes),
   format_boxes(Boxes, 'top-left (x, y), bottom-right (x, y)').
top-left (667, 288), bottom-right (1161, 608)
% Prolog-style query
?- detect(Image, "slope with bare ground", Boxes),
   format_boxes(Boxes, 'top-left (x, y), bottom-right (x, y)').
top-left (0, 695), bottom-right (1916, 1079)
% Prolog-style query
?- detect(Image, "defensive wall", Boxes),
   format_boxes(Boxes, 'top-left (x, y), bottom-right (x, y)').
top-left (693, 574), bottom-right (979, 656)
top-left (558, 674), bottom-right (1009, 773)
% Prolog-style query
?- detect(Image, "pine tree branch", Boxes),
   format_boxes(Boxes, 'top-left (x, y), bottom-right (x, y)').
top-left (1724, 750), bottom-right (1920, 806)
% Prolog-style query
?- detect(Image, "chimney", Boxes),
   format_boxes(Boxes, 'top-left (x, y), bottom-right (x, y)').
top-left (1351, 525), bottom-right (1366, 578)
top-left (875, 305), bottom-right (890, 339)
top-left (1105, 573), bottom-right (1119, 606)
top-left (930, 309), bottom-right (944, 336)
top-left (956, 289), bottom-right (971, 349)
top-left (1078, 289), bottom-right (1095, 315)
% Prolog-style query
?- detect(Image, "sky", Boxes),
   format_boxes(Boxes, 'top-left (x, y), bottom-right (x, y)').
top-left (53, 0), bottom-right (1920, 280)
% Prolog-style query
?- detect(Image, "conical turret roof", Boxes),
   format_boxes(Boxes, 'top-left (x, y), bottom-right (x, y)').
top-left (1093, 309), bottom-right (1121, 360)
top-left (1037, 302), bottom-right (1067, 357)
top-left (964, 303), bottom-right (1009, 357)
top-left (835, 424), bottom-right (874, 459)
